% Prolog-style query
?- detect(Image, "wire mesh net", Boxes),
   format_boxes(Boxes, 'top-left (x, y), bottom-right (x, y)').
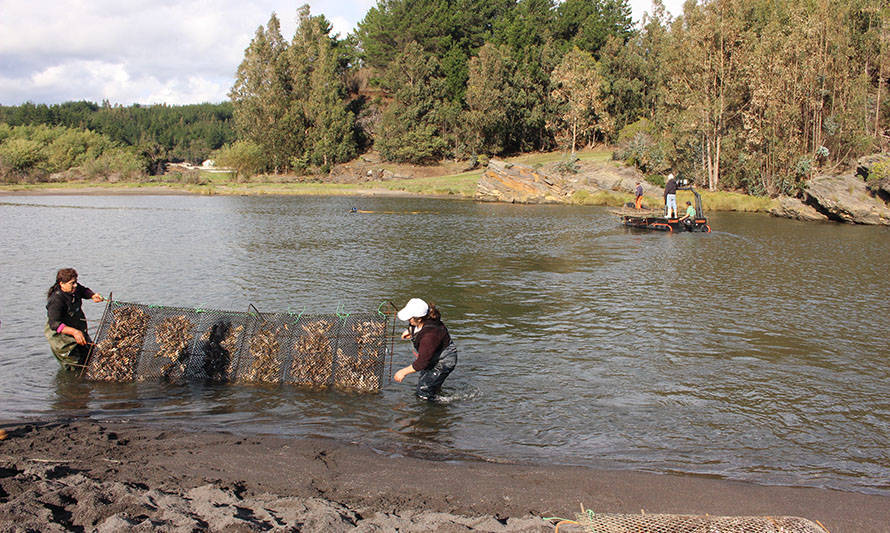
top-left (83, 300), bottom-right (392, 392)
top-left (574, 512), bottom-right (828, 533)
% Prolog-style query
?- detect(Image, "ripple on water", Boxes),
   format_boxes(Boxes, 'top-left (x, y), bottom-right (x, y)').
top-left (1, 199), bottom-right (888, 494)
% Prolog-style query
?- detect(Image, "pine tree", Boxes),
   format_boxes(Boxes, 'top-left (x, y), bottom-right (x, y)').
top-left (229, 14), bottom-right (291, 172)
top-left (290, 6), bottom-right (357, 171)
top-left (375, 42), bottom-right (449, 163)
top-left (464, 43), bottom-right (511, 156)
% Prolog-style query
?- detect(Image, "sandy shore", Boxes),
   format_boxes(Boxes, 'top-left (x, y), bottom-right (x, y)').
top-left (0, 419), bottom-right (888, 532)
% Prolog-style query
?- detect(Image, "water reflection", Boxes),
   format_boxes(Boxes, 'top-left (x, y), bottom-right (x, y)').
top-left (52, 370), bottom-right (93, 413)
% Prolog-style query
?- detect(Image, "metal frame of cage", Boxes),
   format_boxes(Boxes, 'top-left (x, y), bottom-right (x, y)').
top-left (82, 297), bottom-right (398, 392)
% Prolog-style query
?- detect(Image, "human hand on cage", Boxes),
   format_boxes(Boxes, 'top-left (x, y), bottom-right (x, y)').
top-left (91, 293), bottom-right (105, 303)
top-left (63, 326), bottom-right (87, 345)
top-left (400, 328), bottom-right (412, 340)
top-left (394, 365), bottom-right (415, 383)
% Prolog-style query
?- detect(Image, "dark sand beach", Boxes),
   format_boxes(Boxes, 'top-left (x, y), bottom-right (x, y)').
top-left (0, 419), bottom-right (888, 532)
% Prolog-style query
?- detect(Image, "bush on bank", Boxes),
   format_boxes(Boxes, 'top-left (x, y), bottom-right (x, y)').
top-left (0, 123), bottom-right (145, 183)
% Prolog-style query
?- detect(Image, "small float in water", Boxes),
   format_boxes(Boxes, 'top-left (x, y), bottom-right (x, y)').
top-left (612, 183), bottom-right (711, 233)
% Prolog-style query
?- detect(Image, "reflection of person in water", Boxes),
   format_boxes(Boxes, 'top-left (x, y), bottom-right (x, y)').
top-left (199, 320), bottom-right (236, 382)
top-left (52, 369), bottom-right (92, 412)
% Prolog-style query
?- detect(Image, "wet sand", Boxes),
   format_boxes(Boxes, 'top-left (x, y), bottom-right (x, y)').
top-left (0, 419), bottom-right (888, 532)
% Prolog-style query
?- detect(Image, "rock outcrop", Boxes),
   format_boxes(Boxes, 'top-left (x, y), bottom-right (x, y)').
top-left (769, 196), bottom-right (829, 222)
top-left (803, 171), bottom-right (890, 225)
top-left (475, 160), bottom-right (571, 203)
top-left (479, 153), bottom-right (890, 225)
top-left (566, 160), bottom-right (648, 195)
top-left (476, 158), bottom-right (647, 203)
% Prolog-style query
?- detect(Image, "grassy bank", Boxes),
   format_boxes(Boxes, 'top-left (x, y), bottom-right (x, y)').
top-left (0, 148), bottom-right (775, 213)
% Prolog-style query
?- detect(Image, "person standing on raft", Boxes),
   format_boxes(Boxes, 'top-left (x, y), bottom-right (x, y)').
top-left (663, 173), bottom-right (678, 218)
top-left (45, 268), bottom-right (105, 370)
top-left (393, 298), bottom-right (457, 400)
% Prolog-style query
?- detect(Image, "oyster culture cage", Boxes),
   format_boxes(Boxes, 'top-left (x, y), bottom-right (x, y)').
top-left (81, 296), bottom-right (398, 392)
top-left (557, 511), bottom-right (829, 533)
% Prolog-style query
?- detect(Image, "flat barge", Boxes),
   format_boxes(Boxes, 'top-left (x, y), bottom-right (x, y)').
top-left (613, 185), bottom-right (710, 232)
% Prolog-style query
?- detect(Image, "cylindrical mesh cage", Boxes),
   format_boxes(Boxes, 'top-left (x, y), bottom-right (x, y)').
top-left (83, 300), bottom-right (393, 392)
top-left (573, 512), bottom-right (828, 533)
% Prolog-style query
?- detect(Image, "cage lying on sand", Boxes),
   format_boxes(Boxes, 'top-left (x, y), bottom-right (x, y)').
top-left (82, 299), bottom-right (395, 392)
top-left (569, 511), bottom-right (828, 533)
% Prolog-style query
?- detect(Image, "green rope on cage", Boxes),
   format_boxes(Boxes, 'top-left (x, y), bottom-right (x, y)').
top-left (335, 301), bottom-right (350, 320)
top-left (195, 306), bottom-right (206, 313)
top-left (288, 306), bottom-right (306, 324)
top-left (376, 301), bottom-right (387, 318)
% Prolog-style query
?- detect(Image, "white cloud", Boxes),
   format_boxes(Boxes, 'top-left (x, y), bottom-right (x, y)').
top-left (0, 0), bottom-right (688, 106)
top-left (0, 0), bottom-right (370, 105)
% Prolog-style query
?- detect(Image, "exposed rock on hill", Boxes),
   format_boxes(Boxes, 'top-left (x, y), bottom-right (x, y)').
top-left (803, 171), bottom-right (890, 225)
top-left (475, 158), bottom-right (646, 203)
top-left (769, 197), bottom-right (829, 222)
top-left (475, 160), bottom-right (570, 203)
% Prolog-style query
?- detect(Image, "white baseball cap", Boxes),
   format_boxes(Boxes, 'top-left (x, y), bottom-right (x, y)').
top-left (397, 298), bottom-right (429, 321)
top-left (667, 173), bottom-right (674, 180)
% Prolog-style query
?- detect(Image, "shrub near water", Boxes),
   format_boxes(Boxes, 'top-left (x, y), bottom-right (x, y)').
top-left (0, 123), bottom-right (145, 182)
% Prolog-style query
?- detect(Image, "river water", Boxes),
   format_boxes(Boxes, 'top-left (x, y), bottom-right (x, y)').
top-left (1, 194), bottom-right (888, 495)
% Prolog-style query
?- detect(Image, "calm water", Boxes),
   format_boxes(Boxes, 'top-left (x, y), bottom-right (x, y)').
top-left (1, 195), bottom-right (888, 495)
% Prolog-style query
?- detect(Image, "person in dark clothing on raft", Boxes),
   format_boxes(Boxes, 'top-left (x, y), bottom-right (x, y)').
top-left (45, 268), bottom-right (105, 370)
top-left (663, 173), bottom-right (678, 218)
top-left (393, 298), bottom-right (458, 400)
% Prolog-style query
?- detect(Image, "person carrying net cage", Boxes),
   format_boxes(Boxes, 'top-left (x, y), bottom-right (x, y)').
top-left (393, 298), bottom-right (457, 400)
top-left (44, 268), bottom-right (105, 371)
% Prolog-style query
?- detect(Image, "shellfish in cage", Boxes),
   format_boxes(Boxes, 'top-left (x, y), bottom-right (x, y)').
top-left (87, 306), bottom-right (150, 381)
top-left (153, 315), bottom-right (194, 381)
top-left (243, 323), bottom-right (285, 382)
top-left (333, 320), bottom-right (386, 392)
top-left (292, 319), bottom-right (336, 387)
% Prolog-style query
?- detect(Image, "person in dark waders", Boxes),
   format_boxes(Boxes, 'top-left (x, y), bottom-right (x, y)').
top-left (393, 298), bottom-right (457, 400)
top-left (44, 268), bottom-right (105, 371)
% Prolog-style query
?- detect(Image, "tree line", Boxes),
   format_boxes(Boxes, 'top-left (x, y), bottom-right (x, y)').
top-left (2, 0), bottom-right (886, 195)
top-left (0, 101), bottom-right (236, 178)
top-left (231, 0), bottom-right (887, 195)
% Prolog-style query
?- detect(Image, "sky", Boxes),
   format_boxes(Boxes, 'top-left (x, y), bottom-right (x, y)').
top-left (0, 0), bottom-right (684, 107)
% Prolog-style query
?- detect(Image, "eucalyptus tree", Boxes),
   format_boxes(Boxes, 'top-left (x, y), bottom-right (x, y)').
top-left (549, 47), bottom-right (612, 155)
top-left (663, 0), bottom-right (748, 191)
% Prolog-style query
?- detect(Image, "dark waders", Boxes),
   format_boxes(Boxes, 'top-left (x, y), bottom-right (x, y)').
top-left (44, 321), bottom-right (92, 371)
top-left (416, 343), bottom-right (457, 400)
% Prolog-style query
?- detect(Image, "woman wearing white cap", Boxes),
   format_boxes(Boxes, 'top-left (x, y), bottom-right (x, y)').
top-left (394, 298), bottom-right (458, 400)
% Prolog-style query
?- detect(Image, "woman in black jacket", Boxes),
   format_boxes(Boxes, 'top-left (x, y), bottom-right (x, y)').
top-left (44, 268), bottom-right (104, 370)
top-left (393, 298), bottom-right (457, 400)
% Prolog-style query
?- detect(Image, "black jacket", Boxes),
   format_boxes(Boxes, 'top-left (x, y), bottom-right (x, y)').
top-left (664, 178), bottom-right (677, 197)
top-left (46, 284), bottom-right (94, 332)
